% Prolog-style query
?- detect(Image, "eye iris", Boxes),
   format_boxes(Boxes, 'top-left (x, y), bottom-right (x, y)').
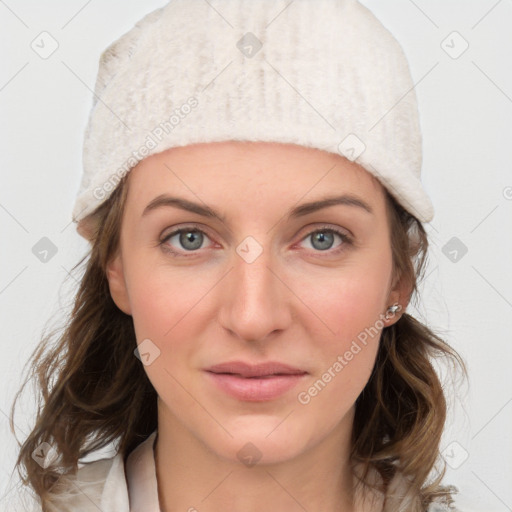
top-left (312, 231), bottom-right (334, 251)
top-left (180, 230), bottom-right (203, 250)
top-left (173, 230), bottom-right (338, 252)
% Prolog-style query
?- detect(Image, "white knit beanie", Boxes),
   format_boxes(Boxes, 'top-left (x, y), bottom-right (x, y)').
top-left (72, 0), bottom-right (434, 233)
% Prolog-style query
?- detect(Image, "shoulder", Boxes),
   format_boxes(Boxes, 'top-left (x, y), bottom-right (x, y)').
top-left (22, 432), bottom-right (158, 512)
top-left (43, 453), bottom-right (130, 512)
top-left (76, 453), bottom-right (119, 483)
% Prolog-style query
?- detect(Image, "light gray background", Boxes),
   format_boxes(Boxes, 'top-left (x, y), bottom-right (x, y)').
top-left (1, 1), bottom-right (511, 511)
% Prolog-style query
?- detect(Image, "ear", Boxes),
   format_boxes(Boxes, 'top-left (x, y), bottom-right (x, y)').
top-left (77, 216), bottom-right (97, 242)
top-left (382, 270), bottom-right (412, 327)
top-left (106, 252), bottom-right (132, 315)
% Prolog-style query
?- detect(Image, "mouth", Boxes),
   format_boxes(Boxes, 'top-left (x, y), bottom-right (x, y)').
top-left (204, 361), bottom-right (307, 401)
top-left (205, 361), bottom-right (307, 378)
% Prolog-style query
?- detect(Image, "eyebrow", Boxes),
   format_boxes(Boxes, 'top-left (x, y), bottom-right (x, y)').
top-left (141, 193), bottom-right (373, 222)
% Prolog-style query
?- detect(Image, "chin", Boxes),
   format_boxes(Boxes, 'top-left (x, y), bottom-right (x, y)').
top-left (205, 415), bottom-right (313, 466)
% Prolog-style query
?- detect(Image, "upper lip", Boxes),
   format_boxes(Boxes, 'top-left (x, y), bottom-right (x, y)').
top-left (205, 361), bottom-right (307, 378)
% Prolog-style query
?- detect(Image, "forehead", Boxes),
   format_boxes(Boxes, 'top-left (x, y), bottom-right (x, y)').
top-left (125, 141), bottom-right (386, 214)
top-left (129, 141), bottom-right (381, 186)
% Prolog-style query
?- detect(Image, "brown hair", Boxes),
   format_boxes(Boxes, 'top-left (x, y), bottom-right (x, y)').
top-left (352, 193), bottom-right (467, 510)
top-left (10, 173), bottom-right (467, 511)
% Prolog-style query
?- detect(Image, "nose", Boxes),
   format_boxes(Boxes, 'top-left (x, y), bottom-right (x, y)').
top-left (218, 245), bottom-right (292, 343)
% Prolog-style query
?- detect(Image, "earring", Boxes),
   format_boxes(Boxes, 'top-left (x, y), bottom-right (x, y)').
top-left (386, 304), bottom-right (400, 315)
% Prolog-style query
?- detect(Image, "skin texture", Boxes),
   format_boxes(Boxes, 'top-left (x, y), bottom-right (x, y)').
top-left (106, 141), bottom-right (408, 512)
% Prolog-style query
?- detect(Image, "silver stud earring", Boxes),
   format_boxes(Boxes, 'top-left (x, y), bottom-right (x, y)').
top-left (386, 304), bottom-right (400, 315)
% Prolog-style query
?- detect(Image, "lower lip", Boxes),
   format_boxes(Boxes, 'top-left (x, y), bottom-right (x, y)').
top-left (205, 371), bottom-right (306, 401)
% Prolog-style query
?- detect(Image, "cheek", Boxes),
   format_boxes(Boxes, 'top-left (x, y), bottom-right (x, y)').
top-left (303, 250), bottom-right (393, 345)
top-left (125, 257), bottom-right (213, 337)
top-left (294, 248), bottom-right (392, 405)
top-left (125, 266), bottom-right (208, 400)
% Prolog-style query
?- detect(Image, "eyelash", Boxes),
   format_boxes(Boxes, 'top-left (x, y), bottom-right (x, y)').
top-left (159, 224), bottom-right (353, 258)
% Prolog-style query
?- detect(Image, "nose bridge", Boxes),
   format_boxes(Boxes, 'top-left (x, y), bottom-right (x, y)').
top-left (220, 241), bottom-right (290, 341)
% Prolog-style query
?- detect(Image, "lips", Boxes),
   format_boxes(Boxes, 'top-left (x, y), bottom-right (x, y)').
top-left (204, 361), bottom-right (307, 401)
top-left (205, 361), bottom-right (307, 378)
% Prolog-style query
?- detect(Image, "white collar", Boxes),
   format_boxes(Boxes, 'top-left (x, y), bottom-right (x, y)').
top-left (112, 430), bottom-right (459, 512)
top-left (125, 430), bottom-right (160, 512)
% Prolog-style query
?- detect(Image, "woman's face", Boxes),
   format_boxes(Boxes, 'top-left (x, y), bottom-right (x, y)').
top-left (107, 141), bottom-right (406, 465)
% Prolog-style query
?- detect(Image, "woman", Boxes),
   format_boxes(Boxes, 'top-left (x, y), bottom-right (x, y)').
top-left (11, 0), bottom-right (466, 510)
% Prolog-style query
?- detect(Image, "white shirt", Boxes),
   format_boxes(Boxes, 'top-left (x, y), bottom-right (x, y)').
top-left (125, 430), bottom-right (160, 511)
top-left (29, 430), bottom-right (160, 512)
top-left (33, 429), bottom-right (464, 512)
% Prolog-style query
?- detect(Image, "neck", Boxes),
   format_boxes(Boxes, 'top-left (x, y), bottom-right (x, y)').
top-left (154, 405), bottom-right (382, 512)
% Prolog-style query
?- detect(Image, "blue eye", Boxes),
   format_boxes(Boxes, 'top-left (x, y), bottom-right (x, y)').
top-left (309, 231), bottom-right (336, 251)
top-left (161, 228), bottom-right (210, 253)
top-left (159, 225), bottom-right (352, 257)
top-left (300, 228), bottom-right (350, 253)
